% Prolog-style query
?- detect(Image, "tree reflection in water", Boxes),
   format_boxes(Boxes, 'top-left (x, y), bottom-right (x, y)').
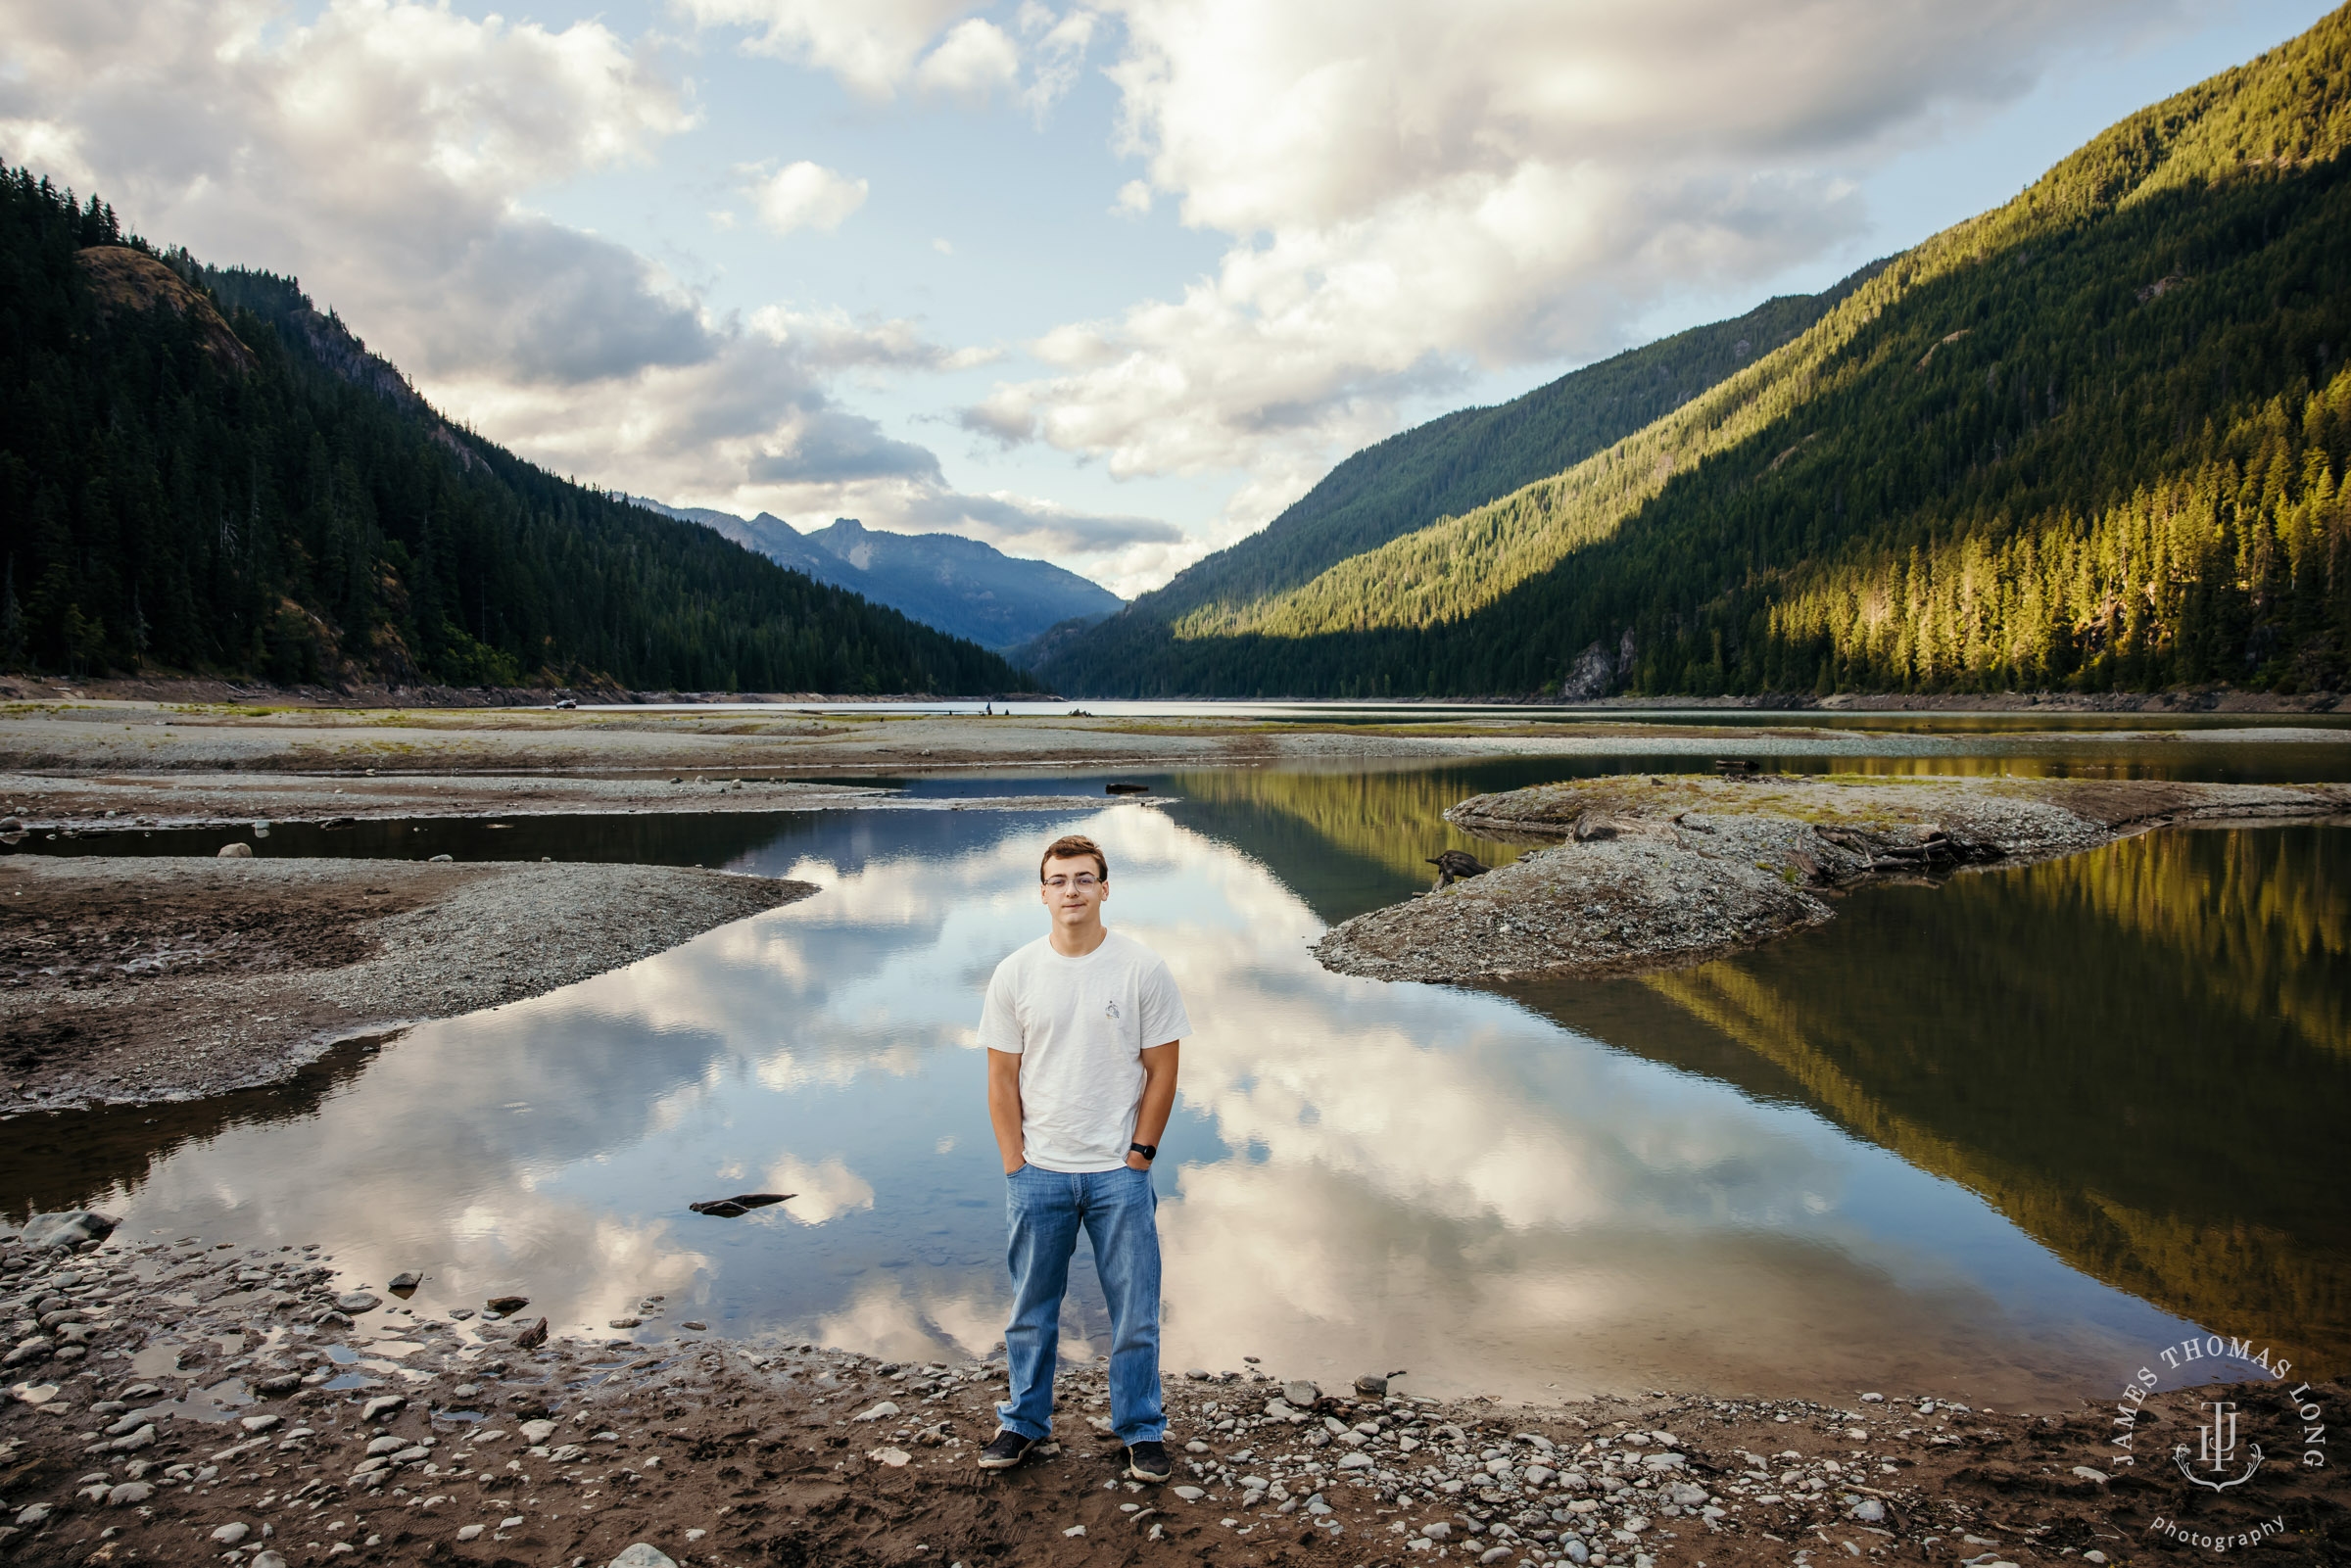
top-left (1504, 823), bottom-right (2351, 1379)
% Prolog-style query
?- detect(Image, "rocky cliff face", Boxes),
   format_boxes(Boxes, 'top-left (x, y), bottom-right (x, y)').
top-left (73, 246), bottom-right (254, 371)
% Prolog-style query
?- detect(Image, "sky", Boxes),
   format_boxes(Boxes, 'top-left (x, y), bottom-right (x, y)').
top-left (0, 0), bottom-right (2337, 597)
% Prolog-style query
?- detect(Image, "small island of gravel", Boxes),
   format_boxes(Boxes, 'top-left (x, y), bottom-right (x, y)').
top-left (1, 858), bottom-right (817, 1112)
top-left (1313, 774), bottom-right (2351, 984)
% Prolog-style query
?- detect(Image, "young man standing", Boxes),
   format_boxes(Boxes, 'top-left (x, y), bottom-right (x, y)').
top-left (977, 832), bottom-right (1188, 1484)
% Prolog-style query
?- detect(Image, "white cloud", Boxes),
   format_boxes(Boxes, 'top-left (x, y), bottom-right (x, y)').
top-left (1018, 4), bottom-right (1097, 123)
top-left (683, 0), bottom-right (1099, 121)
top-left (0, 0), bottom-right (705, 388)
top-left (746, 159), bottom-right (870, 235)
top-left (672, 0), bottom-right (981, 101)
top-left (972, 0), bottom-right (2193, 534)
top-left (915, 18), bottom-right (1021, 102)
top-left (1110, 177), bottom-right (1151, 217)
top-left (0, 0), bottom-right (1167, 561)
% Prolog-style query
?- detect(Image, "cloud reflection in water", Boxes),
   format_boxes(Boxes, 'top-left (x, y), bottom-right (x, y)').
top-left (86, 804), bottom-right (2197, 1402)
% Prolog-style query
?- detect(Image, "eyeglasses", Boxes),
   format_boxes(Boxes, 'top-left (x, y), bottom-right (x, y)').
top-left (1042, 874), bottom-right (1102, 890)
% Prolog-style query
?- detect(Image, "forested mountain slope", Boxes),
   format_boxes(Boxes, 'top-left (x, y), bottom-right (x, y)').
top-left (0, 170), bottom-right (1028, 694)
top-left (1042, 270), bottom-right (1878, 689)
top-left (1043, 5), bottom-right (2351, 698)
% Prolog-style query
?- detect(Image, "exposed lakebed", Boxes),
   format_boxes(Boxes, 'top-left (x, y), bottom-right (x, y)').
top-left (3, 742), bottom-right (2345, 1409)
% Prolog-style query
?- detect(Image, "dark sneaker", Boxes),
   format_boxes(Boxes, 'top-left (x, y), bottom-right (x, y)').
top-left (1124, 1439), bottom-right (1172, 1484)
top-left (978, 1430), bottom-right (1036, 1470)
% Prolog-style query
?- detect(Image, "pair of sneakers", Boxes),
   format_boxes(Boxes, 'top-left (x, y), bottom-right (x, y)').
top-left (980, 1428), bottom-right (1170, 1484)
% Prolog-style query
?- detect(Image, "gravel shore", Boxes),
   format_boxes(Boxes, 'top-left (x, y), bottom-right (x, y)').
top-left (1315, 775), bottom-right (2351, 984)
top-left (7, 700), bottom-right (2347, 801)
top-left (0, 858), bottom-right (814, 1113)
top-left (5, 1225), bottom-right (2340, 1566)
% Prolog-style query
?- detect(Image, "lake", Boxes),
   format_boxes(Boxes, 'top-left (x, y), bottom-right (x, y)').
top-left (5, 744), bottom-right (2345, 1408)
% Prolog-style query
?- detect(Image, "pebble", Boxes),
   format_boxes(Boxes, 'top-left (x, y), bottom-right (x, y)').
top-left (1282, 1380), bottom-right (1319, 1407)
top-left (868, 1447), bottom-right (910, 1466)
top-left (252, 1555), bottom-right (288, 1568)
top-left (1172, 1486), bottom-right (1205, 1500)
top-left (216, 842), bottom-right (254, 858)
top-left (1063, 1525), bottom-right (1086, 1538)
top-left (456, 1524), bottom-right (484, 1542)
top-left (1849, 1497), bottom-right (1886, 1522)
top-left (106, 1481), bottom-right (155, 1505)
top-left (387, 1271), bottom-right (422, 1292)
top-left (520, 1419), bottom-right (558, 1444)
top-left (2069, 1466), bottom-right (2110, 1484)
top-left (336, 1292), bottom-right (381, 1313)
top-left (212, 1521), bottom-right (251, 1544)
top-left (360, 1395), bottom-right (405, 1421)
top-left (853, 1400), bottom-right (901, 1421)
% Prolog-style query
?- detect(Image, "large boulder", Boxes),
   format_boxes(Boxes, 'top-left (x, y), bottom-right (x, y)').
top-left (608, 1547), bottom-right (680, 1568)
top-left (17, 1211), bottom-right (118, 1249)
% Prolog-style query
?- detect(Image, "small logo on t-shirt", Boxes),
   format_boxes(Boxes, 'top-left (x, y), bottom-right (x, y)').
top-left (1104, 999), bottom-right (1122, 1021)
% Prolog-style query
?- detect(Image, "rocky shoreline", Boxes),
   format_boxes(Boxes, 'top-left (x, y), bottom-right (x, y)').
top-left (3, 671), bottom-right (2341, 714)
top-left (0, 858), bottom-right (816, 1114)
top-left (5, 1218), bottom-right (2339, 1566)
top-left (1314, 775), bottom-right (2351, 983)
top-left (8, 698), bottom-right (2349, 799)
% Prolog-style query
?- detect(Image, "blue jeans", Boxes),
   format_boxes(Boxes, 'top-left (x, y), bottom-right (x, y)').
top-left (997, 1163), bottom-right (1164, 1445)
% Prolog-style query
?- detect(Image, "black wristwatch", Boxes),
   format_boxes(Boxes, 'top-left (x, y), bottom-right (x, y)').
top-left (1129, 1142), bottom-right (1158, 1162)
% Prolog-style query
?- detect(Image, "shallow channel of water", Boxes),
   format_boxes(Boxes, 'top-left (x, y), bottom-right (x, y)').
top-left (4, 747), bottom-right (2346, 1407)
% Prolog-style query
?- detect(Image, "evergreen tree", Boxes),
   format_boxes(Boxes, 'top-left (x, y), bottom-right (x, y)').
top-left (0, 170), bottom-right (1032, 696)
top-left (1040, 4), bottom-right (2351, 698)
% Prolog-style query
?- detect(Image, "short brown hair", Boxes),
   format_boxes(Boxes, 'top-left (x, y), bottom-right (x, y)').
top-left (1040, 833), bottom-right (1108, 880)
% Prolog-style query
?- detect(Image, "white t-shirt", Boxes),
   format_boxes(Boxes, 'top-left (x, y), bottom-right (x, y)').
top-left (979, 928), bottom-right (1191, 1173)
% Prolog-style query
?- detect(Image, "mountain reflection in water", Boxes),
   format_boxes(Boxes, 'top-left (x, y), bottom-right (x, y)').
top-left (2, 779), bottom-right (2341, 1403)
top-left (1504, 822), bottom-right (2351, 1379)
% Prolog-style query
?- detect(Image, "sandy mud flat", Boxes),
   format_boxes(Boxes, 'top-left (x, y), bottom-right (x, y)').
top-left (1315, 775), bottom-right (2351, 983)
top-left (0, 858), bottom-right (815, 1114)
top-left (3, 1226), bottom-right (2339, 1566)
top-left (6, 701), bottom-right (2347, 819)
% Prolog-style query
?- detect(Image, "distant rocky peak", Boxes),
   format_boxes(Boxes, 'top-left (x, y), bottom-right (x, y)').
top-left (809, 517), bottom-right (877, 571)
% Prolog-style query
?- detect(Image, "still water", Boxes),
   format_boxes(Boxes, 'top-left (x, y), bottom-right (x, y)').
top-left (5, 764), bottom-right (2346, 1406)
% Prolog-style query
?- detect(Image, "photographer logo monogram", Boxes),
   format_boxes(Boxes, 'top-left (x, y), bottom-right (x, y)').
top-left (2112, 1331), bottom-right (2328, 1552)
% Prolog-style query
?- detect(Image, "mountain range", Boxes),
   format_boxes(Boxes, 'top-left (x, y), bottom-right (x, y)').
top-left (0, 172), bottom-right (1029, 695)
top-left (1037, 4), bottom-right (2351, 699)
top-left (636, 502), bottom-right (1121, 651)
